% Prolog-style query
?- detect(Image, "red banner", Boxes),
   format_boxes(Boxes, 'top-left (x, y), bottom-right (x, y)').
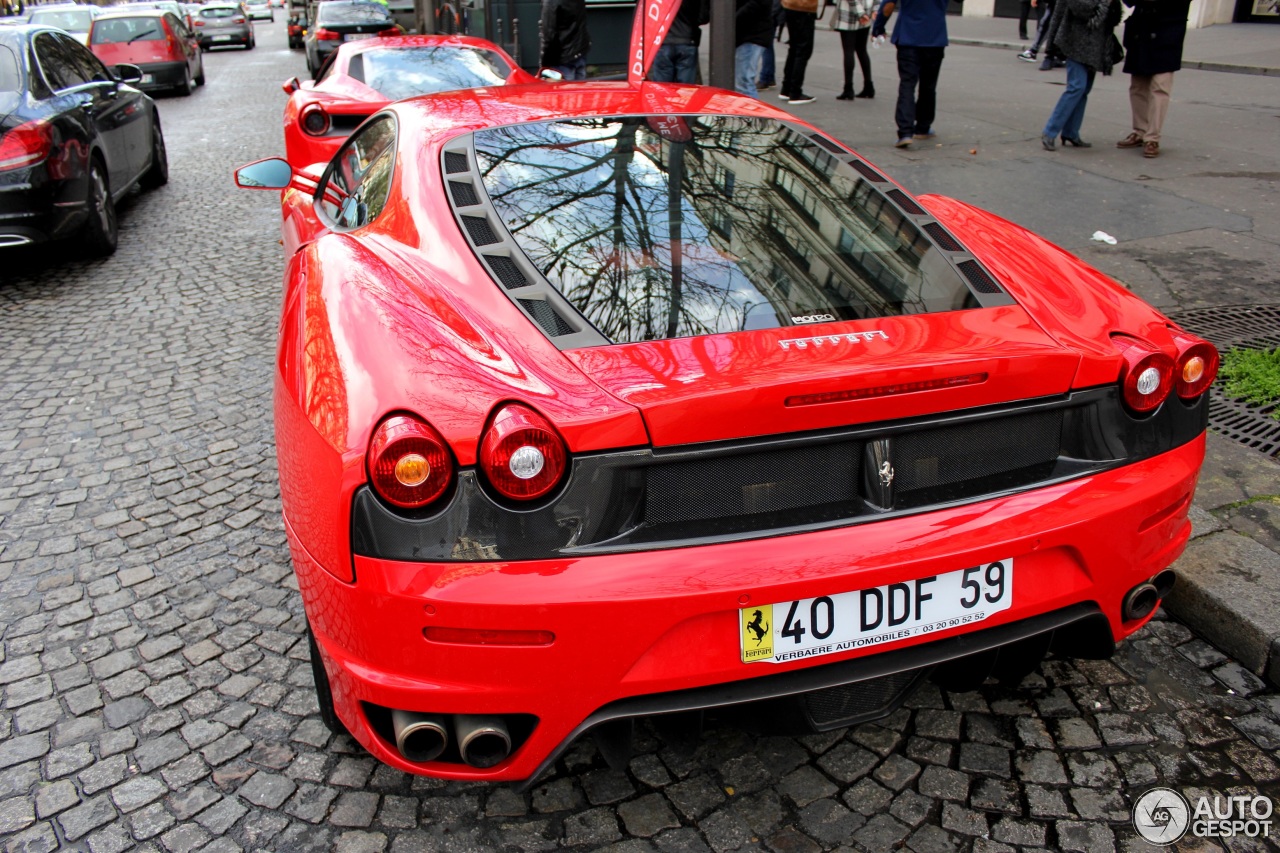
top-left (628, 0), bottom-right (683, 83)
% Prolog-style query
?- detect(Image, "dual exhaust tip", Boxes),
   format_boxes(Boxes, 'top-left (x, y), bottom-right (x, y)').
top-left (1122, 569), bottom-right (1176, 622)
top-left (390, 710), bottom-right (511, 768)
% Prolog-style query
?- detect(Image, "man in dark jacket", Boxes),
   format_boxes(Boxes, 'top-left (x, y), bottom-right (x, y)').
top-left (736, 0), bottom-right (774, 97)
top-left (1115, 0), bottom-right (1191, 158)
top-left (652, 0), bottom-right (710, 83)
top-left (540, 0), bottom-right (590, 80)
top-left (877, 0), bottom-right (949, 148)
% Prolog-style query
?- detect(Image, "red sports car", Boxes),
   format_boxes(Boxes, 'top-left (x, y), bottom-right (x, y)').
top-left (236, 82), bottom-right (1216, 782)
top-left (282, 35), bottom-right (533, 168)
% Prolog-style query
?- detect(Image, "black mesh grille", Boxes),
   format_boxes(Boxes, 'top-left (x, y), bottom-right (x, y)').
top-left (811, 134), bottom-right (846, 154)
top-left (804, 670), bottom-right (922, 727)
top-left (887, 189), bottom-right (925, 215)
top-left (484, 254), bottom-right (529, 290)
top-left (924, 222), bottom-right (962, 252)
top-left (444, 151), bottom-right (469, 174)
top-left (850, 160), bottom-right (887, 182)
top-left (449, 180), bottom-right (479, 207)
top-left (957, 260), bottom-right (1003, 294)
top-left (895, 410), bottom-right (1064, 497)
top-left (646, 442), bottom-right (862, 527)
top-left (461, 215), bottom-right (499, 246)
top-left (518, 299), bottom-right (574, 336)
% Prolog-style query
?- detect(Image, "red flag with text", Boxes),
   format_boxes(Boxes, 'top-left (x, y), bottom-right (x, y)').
top-left (628, 0), bottom-right (683, 83)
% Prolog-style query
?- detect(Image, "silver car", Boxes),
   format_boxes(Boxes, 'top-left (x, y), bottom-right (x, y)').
top-left (244, 0), bottom-right (273, 21)
top-left (193, 2), bottom-right (254, 48)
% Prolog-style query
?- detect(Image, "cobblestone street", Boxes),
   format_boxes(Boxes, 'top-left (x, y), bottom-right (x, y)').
top-left (2, 30), bottom-right (1279, 853)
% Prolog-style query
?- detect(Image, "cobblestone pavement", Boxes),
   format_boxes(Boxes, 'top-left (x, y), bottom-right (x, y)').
top-left (2, 33), bottom-right (1280, 853)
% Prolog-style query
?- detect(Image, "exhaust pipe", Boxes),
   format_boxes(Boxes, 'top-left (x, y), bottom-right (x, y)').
top-left (455, 714), bottom-right (511, 768)
top-left (1122, 583), bottom-right (1159, 622)
top-left (391, 710), bottom-right (448, 763)
top-left (1152, 570), bottom-right (1176, 599)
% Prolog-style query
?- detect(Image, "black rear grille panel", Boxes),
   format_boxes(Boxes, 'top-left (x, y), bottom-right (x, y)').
top-left (449, 180), bottom-right (479, 207)
top-left (849, 160), bottom-right (887, 182)
top-left (924, 222), bottom-right (962, 252)
top-left (887, 189), bottom-right (925, 215)
top-left (444, 151), bottom-right (469, 173)
top-left (895, 410), bottom-right (1064, 495)
top-left (518, 298), bottom-right (574, 336)
top-left (485, 254), bottom-right (529, 289)
top-left (804, 669), bottom-right (925, 729)
top-left (957, 260), bottom-right (1003, 294)
top-left (461, 215), bottom-right (499, 246)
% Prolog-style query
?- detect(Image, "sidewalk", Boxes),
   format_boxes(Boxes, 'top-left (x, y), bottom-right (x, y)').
top-left (946, 16), bottom-right (1280, 76)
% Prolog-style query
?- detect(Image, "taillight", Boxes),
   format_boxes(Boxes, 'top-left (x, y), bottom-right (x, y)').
top-left (479, 404), bottom-right (567, 500)
top-left (315, 27), bottom-right (341, 40)
top-left (233, 15), bottom-right (246, 22)
top-left (368, 414), bottom-right (453, 508)
top-left (1113, 335), bottom-right (1175, 415)
top-left (194, 19), bottom-right (204, 25)
top-left (1171, 331), bottom-right (1219, 400)
top-left (0, 120), bottom-right (53, 172)
top-left (299, 104), bottom-right (330, 136)
top-left (376, 26), bottom-right (400, 36)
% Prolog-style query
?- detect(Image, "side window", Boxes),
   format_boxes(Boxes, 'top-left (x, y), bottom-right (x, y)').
top-left (319, 116), bottom-right (397, 230)
top-left (32, 32), bottom-right (71, 91)
top-left (58, 34), bottom-right (112, 85)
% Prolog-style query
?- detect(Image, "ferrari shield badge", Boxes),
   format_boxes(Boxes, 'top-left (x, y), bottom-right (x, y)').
top-left (740, 605), bottom-right (773, 663)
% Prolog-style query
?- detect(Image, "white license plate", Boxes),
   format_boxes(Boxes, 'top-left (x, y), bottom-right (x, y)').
top-left (213, 34), bottom-right (232, 41)
top-left (140, 74), bottom-right (154, 84)
top-left (345, 32), bottom-right (373, 40)
top-left (740, 559), bottom-right (1014, 664)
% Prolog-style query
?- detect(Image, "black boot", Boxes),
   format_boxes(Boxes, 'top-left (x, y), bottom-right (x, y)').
top-left (837, 89), bottom-right (854, 100)
top-left (855, 84), bottom-right (874, 99)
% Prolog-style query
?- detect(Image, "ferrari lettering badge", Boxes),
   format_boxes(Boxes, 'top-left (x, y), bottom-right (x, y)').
top-left (778, 330), bottom-right (889, 350)
top-left (740, 605), bottom-right (774, 663)
top-left (879, 461), bottom-right (895, 487)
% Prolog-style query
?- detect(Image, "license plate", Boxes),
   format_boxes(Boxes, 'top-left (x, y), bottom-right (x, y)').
top-left (213, 34), bottom-right (232, 41)
top-left (345, 32), bottom-right (373, 40)
top-left (140, 74), bottom-right (153, 84)
top-left (740, 559), bottom-right (1014, 664)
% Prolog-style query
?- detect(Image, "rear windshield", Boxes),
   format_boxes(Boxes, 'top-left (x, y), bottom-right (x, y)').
top-left (350, 46), bottom-right (508, 100)
top-left (317, 2), bottom-right (391, 23)
top-left (92, 16), bottom-right (165, 43)
top-left (0, 45), bottom-right (19, 94)
top-left (472, 116), bottom-right (979, 344)
top-left (199, 7), bottom-right (240, 17)
top-left (29, 8), bottom-right (95, 32)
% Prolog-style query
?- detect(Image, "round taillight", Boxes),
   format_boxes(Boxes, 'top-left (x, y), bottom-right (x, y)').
top-left (478, 404), bottom-right (567, 501)
top-left (1171, 331), bottom-right (1219, 400)
top-left (368, 415), bottom-right (453, 508)
top-left (1113, 336), bottom-right (1174, 415)
top-left (300, 105), bottom-right (330, 136)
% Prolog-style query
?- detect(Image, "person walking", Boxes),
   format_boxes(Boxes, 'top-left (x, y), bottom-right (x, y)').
top-left (539, 0), bottom-right (591, 80)
top-left (756, 0), bottom-right (783, 90)
top-left (877, 0), bottom-right (948, 148)
top-left (833, 0), bottom-right (874, 100)
top-left (651, 0), bottom-right (710, 83)
top-left (736, 0), bottom-right (774, 97)
top-left (1018, 0), bottom-right (1034, 39)
top-left (779, 0), bottom-right (819, 104)
top-left (1115, 0), bottom-right (1191, 158)
top-left (1039, 0), bottom-right (1124, 150)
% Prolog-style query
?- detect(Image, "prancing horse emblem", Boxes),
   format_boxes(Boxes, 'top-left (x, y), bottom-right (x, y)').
top-left (878, 461), bottom-right (895, 487)
top-left (745, 610), bottom-right (769, 645)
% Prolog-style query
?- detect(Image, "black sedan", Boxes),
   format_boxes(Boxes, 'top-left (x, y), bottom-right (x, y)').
top-left (0, 23), bottom-right (166, 255)
top-left (304, 1), bottom-right (399, 78)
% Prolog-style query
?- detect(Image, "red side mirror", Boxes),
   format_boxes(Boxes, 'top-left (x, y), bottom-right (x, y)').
top-left (282, 76), bottom-right (301, 94)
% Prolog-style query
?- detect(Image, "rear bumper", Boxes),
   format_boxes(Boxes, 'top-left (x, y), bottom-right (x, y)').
top-left (199, 29), bottom-right (251, 46)
top-left (290, 433), bottom-right (1204, 781)
top-left (0, 165), bottom-right (87, 245)
top-left (136, 61), bottom-right (188, 89)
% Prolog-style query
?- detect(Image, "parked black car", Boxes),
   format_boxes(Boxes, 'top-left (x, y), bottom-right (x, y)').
top-left (304, 1), bottom-right (398, 78)
top-left (0, 24), bottom-right (167, 255)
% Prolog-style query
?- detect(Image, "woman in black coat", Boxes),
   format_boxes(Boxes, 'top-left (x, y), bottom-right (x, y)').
top-left (1115, 0), bottom-right (1191, 158)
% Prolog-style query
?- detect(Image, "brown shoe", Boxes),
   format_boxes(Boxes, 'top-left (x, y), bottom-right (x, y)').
top-left (1116, 132), bottom-right (1143, 149)
top-left (1143, 140), bottom-right (1159, 158)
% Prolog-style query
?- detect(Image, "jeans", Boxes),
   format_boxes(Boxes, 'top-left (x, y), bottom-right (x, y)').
top-left (1029, 0), bottom-right (1052, 53)
top-left (555, 54), bottom-right (587, 81)
top-left (894, 45), bottom-right (944, 139)
top-left (651, 43), bottom-right (698, 83)
top-left (759, 43), bottom-right (775, 86)
top-left (735, 42), bottom-right (765, 97)
top-left (1043, 59), bottom-right (1095, 141)
top-left (781, 9), bottom-right (815, 96)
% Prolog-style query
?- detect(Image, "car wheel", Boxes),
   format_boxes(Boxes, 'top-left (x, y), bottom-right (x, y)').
top-left (140, 117), bottom-right (168, 190)
top-left (308, 628), bottom-right (348, 736)
top-left (194, 57), bottom-right (206, 86)
top-left (246, 35), bottom-right (255, 49)
top-left (176, 66), bottom-right (193, 96)
top-left (81, 158), bottom-right (118, 257)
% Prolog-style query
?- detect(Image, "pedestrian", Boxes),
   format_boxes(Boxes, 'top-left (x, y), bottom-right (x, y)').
top-left (778, 0), bottom-right (819, 104)
top-left (1018, 0), bottom-right (1034, 39)
top-left (539, 0), bottom-right (590, 81)
top-left (1017, 0), bottom-right (1059, 65)
top-left (736, 0), bottom-right (774, 97)
top-left (833, 0), bottom-right (874, 100)
top-left (876, 0), bottom-right (947, 148)
top-left (1039, 0), bottom-right (1124, 150)
top-left (650, 0), bottom-right (710, 83)
top-left (1115, 0), bottom-right (1191, 158)
top-left (756, 0), bottom-right (784, 90)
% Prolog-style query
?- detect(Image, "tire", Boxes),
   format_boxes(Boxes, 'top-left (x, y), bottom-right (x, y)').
top-left (194, 57), bottom-right (205, 86)
top-left (81, 158), bottom-right (118, 256)
top-left (141, 117), bottom-right (168, 190)
top-left (176, 66), bottom-right (193, 96)
top-left (308, 629), bottom-right (348, 736)
top-left (246, 35), bottom-right (255, 49)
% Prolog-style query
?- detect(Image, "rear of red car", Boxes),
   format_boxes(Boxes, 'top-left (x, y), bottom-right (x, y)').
top-left (90, 13), bottom-right (194, 93)
top-left (272, 90), bottom-right (1217, 782)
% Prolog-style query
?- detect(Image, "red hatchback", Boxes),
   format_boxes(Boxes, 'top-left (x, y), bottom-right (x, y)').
top-left (89, 10), bottom-right (204, 95)
top-left (236, 83), bottom-right (1216, 782)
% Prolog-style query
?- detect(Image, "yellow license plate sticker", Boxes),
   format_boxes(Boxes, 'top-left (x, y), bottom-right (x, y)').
top-left (740, 603), bottom-right (774, 663)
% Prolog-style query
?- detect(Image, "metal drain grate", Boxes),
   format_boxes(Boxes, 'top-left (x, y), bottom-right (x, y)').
top-left (1167, 304), bottom-right (1280, 457)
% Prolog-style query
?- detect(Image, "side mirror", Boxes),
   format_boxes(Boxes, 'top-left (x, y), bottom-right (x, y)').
top-left (113, 63), bottom-right (144, 84)
top-left (538, 67), bottom-right (563, 82)
top-left (282, 76), bottom-right (300, 94)
top-left (234, 157), bottom-right (294, 190)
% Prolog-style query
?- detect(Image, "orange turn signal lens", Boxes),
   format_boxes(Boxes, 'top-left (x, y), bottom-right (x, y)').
top-left (1181, 356), bottom-right (1205, 385)
top-left (394, 453), bottom-right (430, 487)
